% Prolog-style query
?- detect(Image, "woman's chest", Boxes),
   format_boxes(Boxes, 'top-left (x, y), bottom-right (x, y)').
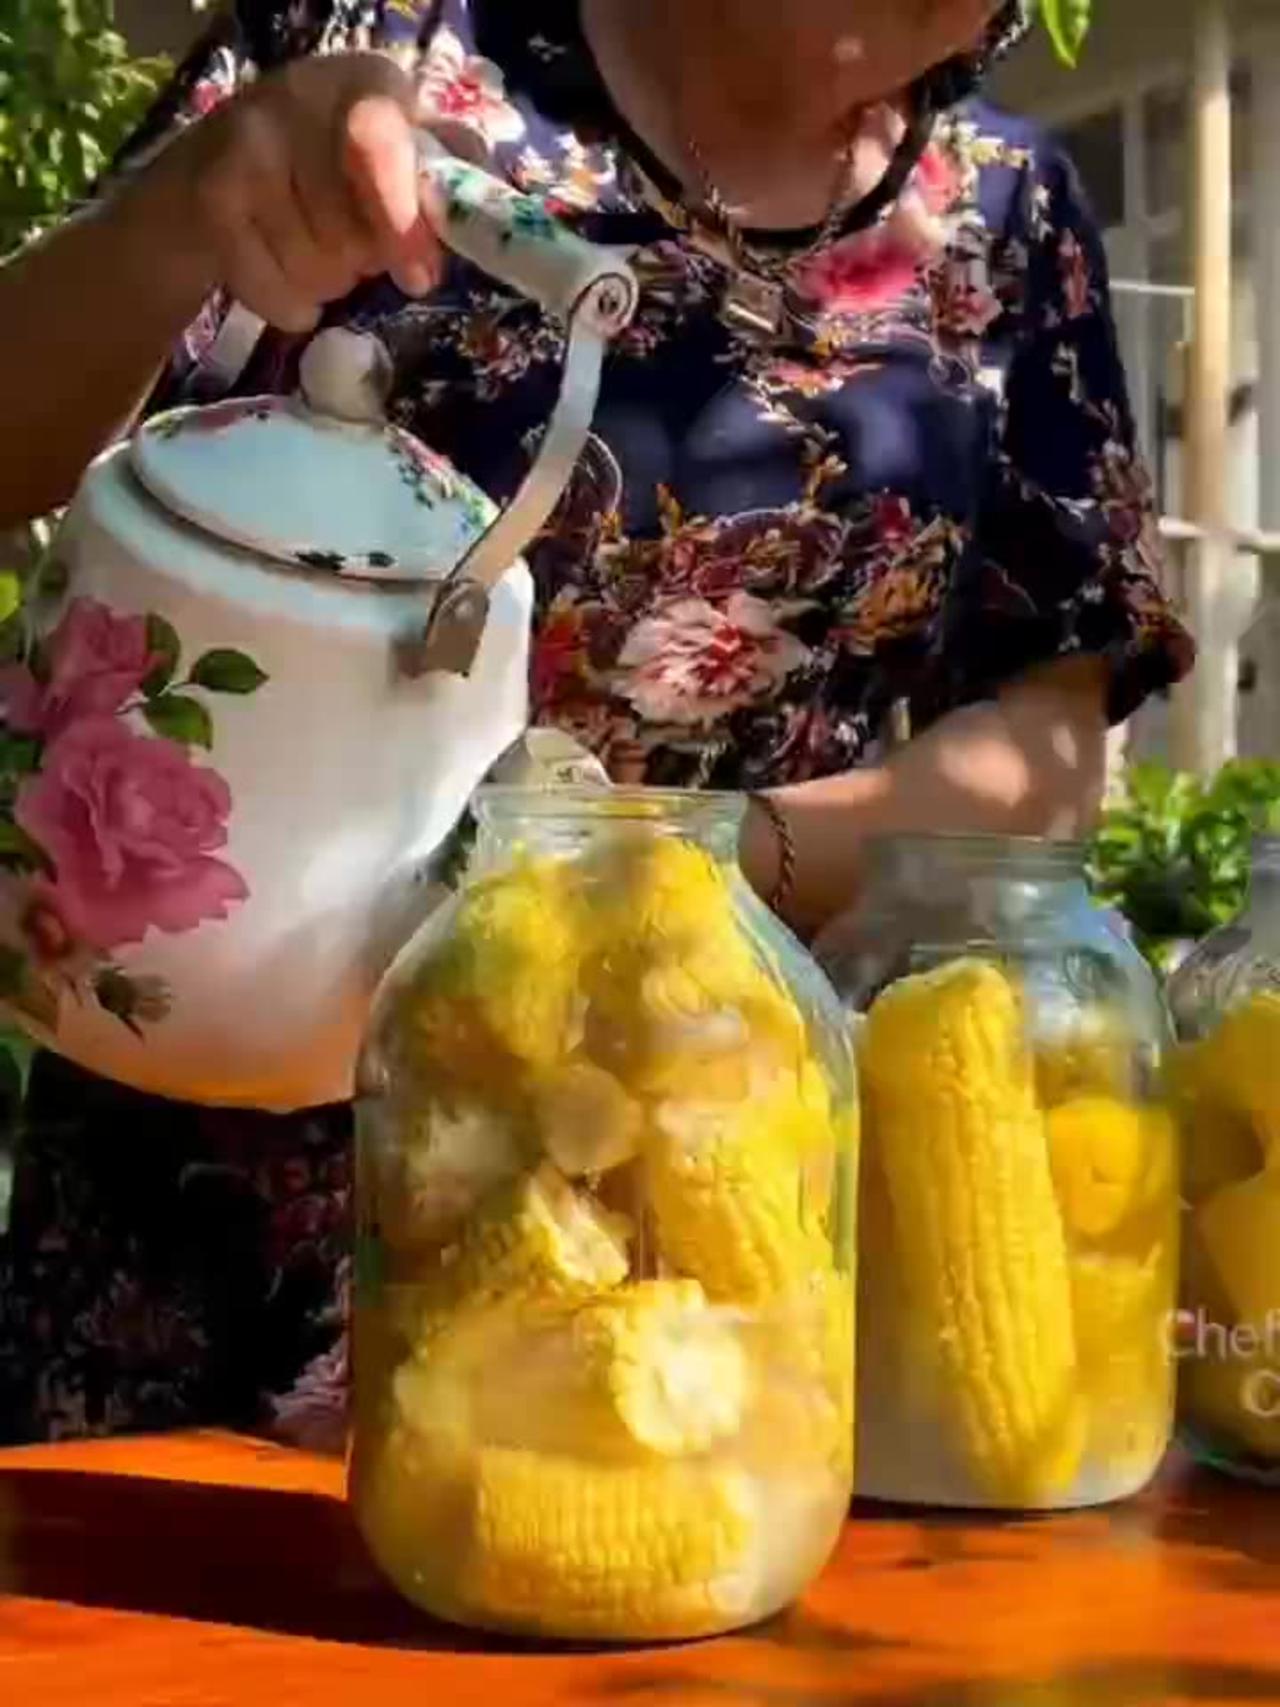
top-left (362, 252), bottom-right (1002, 562)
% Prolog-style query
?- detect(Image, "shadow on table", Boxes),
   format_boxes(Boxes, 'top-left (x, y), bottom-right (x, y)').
top-left (600, 1659), bottom-right (1280, 1706)
top-left (0, 1466), bottom-right (898, 1663)
top-left (0, 1466), bottom-right (519, 1652)
top-left (1148, 1459), bottom-right (1280, 1595)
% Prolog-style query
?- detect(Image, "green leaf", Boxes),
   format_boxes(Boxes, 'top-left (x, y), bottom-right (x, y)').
top-left (0, 945), bottom-right (27, 999)
top-left (188, 647), bottom-right (268, 695)
top-left (144, 693), bottom-right (213, 749)
top-left (0, 946), bottom-right (58, 1032)
top-left (0, 1026), bottom-right (38, 1105)
top-left (0, 819), bottom-right (53, 874)
top-left (1037, 0), bottom-right (1093, 66)
top-left (0, 733), bottom-right (40, 776)
top-left (0, 571), bottom-right (22, 624)
top-left (1086, 756), bottom-right (1280, 964)
top-left (143, 612), bottom-right (180, 696)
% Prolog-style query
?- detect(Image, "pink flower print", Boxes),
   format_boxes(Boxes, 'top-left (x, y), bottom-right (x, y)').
top-left (184, 46), bottom-right (238, 119)
top-left (793, 226), bottom-right (923, 317)
top-left (792, 143), bottom-right (959, 316)
top-left (616, 593), bottom-right (810, 727)
top-left (531, 608), bottom-right (586, 709)
top-left (0, 597), bottom-right (155, 738)
top-left (647, 510), bottom-right (844, 603)
top-left (1059, 231), bottom-right (1092, 320)
top-left (911, 145), bottom-right (962, 216)
top-left (15, 716), bottom-right (248, 951)
top-left (416, 25), bottom-right (526, 148)
top-left (873, 495), bottom-right (917, 549)
top-left (189, 78), bottom-right (227, 118)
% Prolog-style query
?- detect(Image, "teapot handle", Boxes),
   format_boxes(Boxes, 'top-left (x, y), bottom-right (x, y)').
top-left (398, 133), bottom-right (639, 678)
top-left (414, 130), bottom-right (638, 327)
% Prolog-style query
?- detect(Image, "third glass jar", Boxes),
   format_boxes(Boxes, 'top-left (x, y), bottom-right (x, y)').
top-left (814, 833), bottom-right (1178, 1511)
top-left (1167, 833), bottom-right (1280, 1482)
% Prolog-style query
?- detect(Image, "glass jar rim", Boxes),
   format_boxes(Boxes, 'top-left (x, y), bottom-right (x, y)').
top-left (862, 829), bottom-right (1088, 872)
top-left (473, 783), bottom-right (746, 829)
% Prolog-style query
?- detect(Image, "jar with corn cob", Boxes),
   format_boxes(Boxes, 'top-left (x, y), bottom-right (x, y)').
top-left (814, 832), bottom-right (1178, 1512)
top-left (349, 786), bottom-right (859, 1641)
top-left (1167, 833), bottom-right (1280, 1483)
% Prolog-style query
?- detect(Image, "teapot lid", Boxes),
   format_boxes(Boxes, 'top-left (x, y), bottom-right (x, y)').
top-left (129, 329), bottom-right (499, 582)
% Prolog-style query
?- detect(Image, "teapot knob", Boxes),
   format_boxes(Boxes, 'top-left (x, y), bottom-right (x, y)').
top-left (298, 328), bottom-right (393, 425)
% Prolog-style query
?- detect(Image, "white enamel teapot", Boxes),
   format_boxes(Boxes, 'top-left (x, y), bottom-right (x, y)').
top-left (0, 137), bottom-right (637, 1111)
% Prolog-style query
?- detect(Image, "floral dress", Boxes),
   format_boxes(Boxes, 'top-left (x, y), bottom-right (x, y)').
top-left (0, 0), bottom-right (1193, 1445)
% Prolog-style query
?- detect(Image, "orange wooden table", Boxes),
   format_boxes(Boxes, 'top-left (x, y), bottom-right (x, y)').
top-left (2, 1430), bottom-right (1280, 1706)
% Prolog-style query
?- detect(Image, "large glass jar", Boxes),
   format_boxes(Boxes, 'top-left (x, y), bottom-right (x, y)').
top-left (814, 833), bottom-right (1178, 1512)
top-left (350, 787), bottom-right (858, 1641)
top-left (1167, 834), bottom-right (1280, 1482)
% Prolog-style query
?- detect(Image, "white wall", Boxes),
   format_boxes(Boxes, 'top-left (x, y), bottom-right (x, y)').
top-left (996, 1), bottom-right (1280, 769)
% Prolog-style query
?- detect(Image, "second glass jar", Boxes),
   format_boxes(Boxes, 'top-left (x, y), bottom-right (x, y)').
top-left (815, 832), bottom-right (1178, 1511)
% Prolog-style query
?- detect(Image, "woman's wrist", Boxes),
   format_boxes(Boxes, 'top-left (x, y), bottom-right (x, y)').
top-left (111, 133), bottom-right (221, 324)
top-left (742, 792), bottom-right (797, 917)
top-left (740, 767), bottom-right (894, 935)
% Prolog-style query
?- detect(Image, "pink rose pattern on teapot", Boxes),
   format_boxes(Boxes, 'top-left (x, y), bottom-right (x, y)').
top-left (0, 595), bottom-right (266, 1036)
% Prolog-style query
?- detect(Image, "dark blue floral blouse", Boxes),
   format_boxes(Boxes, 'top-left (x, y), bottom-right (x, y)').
top-left (0, 0), bottom-right (1193, 1446)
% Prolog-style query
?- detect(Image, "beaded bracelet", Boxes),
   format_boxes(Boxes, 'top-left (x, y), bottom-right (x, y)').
top-left (747, 792), bottom-right (797, 917)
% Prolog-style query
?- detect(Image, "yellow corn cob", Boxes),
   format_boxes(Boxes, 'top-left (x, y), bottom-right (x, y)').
top-left (582, 949), bottom-right (809, 1099)
top-left (377, 1097), bottom-right (528, 1256)
top-left (351, 1319), bottom-right (491, 1593)
top-left (564, 1279), bottom-right (748, 1456)
top-left (1045, 1096), bottom-right (1175, 1246)
top-left (1167, 1037), bottom-right (1264, 1205)
top-left (1182, 992), bottom-right (1280, 1168)
top-left (404, 853), bottom-right (587, 1083)
top-left (530, 1058), bottom-right (645, 1178)
top-left (1193, 1169), bottom-right (1280, 1328)
top-left (1070, 1244), bottom-right (1175, 1480)
top-left (399, 1163), bottom-right (630, 1355)
top-left (579, 836), bottom-right (810, 1094)
top-left (796, 1268), bottom-right (856, 1479)
top-left (733, 1267), bottom-right (855, 1483)
top-left (1035, 1014), bottom-right (1135, 1108)
top-left (645, 1077), bottom-right (833, 1303)
top-left (859, 958), bottom-right (1082, 1506)
top-left (461, 1448), bottom-right (759, 1639)
top-left (586, 833), bottom-right (740, 951)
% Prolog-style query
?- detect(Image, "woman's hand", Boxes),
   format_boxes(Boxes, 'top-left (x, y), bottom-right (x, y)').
top-left (745, 656), bottom-right (1110, 939)
top-left (155, 51), bottom-right (443, 333)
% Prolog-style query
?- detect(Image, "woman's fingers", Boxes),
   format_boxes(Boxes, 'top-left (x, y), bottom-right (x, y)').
top-left (175, 51), bottom-right (442, 329)
top-left (233, 221), bottom-right (324, 335)
top-left (342, 93), bottom-right (442, 296)
top-left (238, 108), bottom-right (359, 307)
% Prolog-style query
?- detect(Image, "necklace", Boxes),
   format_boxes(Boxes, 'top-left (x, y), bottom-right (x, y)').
top-left (678, 126), bottom-right (861, 339)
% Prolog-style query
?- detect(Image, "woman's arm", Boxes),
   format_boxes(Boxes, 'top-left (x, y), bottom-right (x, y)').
top-left (0, 169), bottom-right (214, 530)
top-left (742, 654), bottom-right (1108, 937)
top-left (0, 50), bottom-right (438, 534)
top-left (744, 130), bottom-right (1195, 939)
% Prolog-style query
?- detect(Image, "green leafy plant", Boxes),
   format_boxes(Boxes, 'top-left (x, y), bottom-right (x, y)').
top-left (1035, 0), bottom-right (1093, 67)
top-left (0, 0), bottom-right (171, 257)
top-left (1086, 759), bottom-right (1280, 973)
